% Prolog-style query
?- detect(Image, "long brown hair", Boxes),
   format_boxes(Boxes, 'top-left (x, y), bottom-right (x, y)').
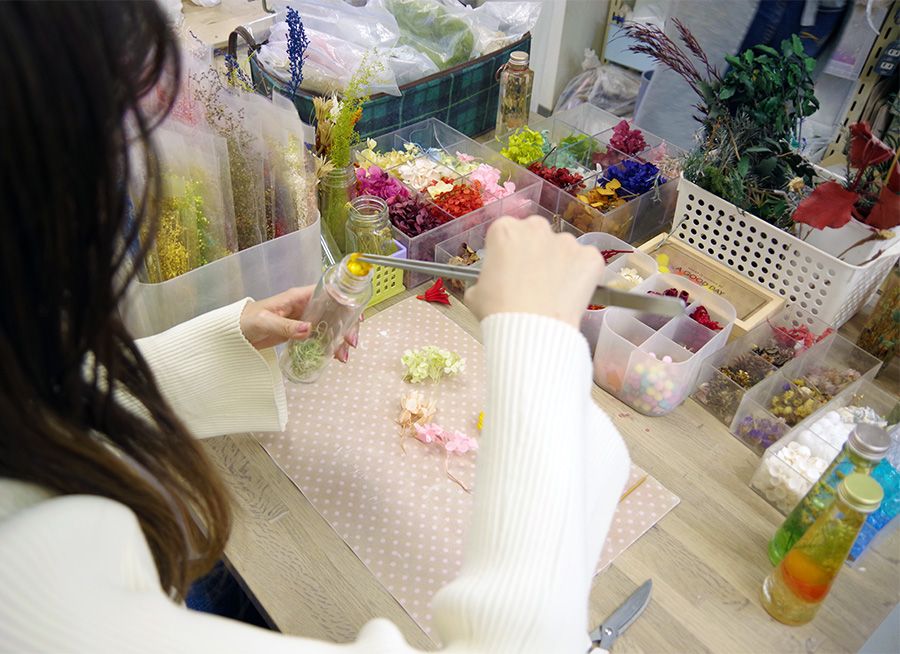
top-left (0, 1), bottom-right (231, 599)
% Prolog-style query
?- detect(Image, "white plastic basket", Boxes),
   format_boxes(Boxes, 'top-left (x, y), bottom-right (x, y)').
top-left (122, 216), bottom-right (322, 338)
top-left (672, 177), bottom-right (900, 327)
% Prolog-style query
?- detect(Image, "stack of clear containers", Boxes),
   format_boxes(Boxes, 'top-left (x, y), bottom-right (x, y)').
top-left (692, 306), bottom-right (882, 456)
top-left (354, 119), bottom-right (543, 285)
top-left (750, 379), bottom-right (897, 515)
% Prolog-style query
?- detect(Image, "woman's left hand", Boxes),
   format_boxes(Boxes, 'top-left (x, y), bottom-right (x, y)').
top-left (240, 287), bottom-right (314, 350)
top-left (240, 288), bottom-right (362, 361)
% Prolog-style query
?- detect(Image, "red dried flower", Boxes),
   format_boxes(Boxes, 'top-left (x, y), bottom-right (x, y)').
top-left (587, 304), bottom-right (605, 311)
top-left (600, 249), bottom-right (633, 262)
top-left (690, 305), bottom-right (723, 331)
top-left (650, 288), bottom-right (691, 304)
top-left (429, 180), bottom-right (484, 218)
top-left (848, 122), bottom-right (894, 170)
top-left (417, 278), bottom-right (451, 305)
top-left (527, 162), bottom-right (585, 192)
top-left (793, 180), bottom-right (857, 230)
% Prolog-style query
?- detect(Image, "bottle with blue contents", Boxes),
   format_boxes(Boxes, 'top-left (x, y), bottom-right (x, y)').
top-left (849, 423), bottom-right (900, 561)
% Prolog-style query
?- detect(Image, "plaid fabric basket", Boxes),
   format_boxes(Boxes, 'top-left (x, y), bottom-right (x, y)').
top-left (228, 27), bottom-right (530, 139)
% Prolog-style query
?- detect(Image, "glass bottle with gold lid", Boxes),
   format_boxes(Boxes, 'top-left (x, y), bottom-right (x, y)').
top-left (768, 423), bottom-right (891, 565)
top-left (279, 254), bottom-right (373, 384)
top-left (761, 473), bottom-right (883, 625)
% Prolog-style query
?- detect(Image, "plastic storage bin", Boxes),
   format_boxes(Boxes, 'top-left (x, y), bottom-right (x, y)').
top-left (750, 379), bottom-right (898, 514)
top-left (673, 176), bottom-right (900, 327)
top-left (122, 216), bottom-right (322, 338)
top-left (353, 118), bottom-right (544, 286)
top-left (574, 232), bottom-right (657, 354)
top-left (593, 272), bottom-right (736, 416)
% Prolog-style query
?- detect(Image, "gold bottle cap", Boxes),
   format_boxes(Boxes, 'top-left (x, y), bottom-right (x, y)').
top-left (838, 473), bottom-right (884, 513)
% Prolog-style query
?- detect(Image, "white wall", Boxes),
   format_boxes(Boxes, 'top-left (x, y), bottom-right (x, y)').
top-left (528, 0), bottom-right (611, 114)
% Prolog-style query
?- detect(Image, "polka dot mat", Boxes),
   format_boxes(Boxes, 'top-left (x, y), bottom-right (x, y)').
top-left (256, 298), bottom-right (679, 638)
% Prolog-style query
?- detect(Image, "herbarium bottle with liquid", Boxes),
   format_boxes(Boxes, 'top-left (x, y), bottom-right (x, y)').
top-left (496, 51), bottom-right (534, 135)
top-left (345, 195), bottom-right (397, 256)
top-left (768, 423), bottom-right (890, 565)
top-left (279, 254), bottom-right (373, 384)
top-left (761, 473), bottom-right (883, 625)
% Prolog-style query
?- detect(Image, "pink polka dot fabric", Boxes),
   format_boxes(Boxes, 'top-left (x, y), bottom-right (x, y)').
top-left (256, 298), bottom-right (679, 638)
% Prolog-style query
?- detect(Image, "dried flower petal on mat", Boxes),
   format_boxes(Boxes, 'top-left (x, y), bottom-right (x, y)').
top-left (401, 345), bottom-right (465, 384)
top-left (417, 278), bottom-right (451, 305)
top-left (397, 390), bottom-right (437, 433)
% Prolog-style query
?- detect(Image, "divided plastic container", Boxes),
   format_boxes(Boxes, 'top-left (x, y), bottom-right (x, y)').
top-left (355, 118), bottom-right (544, 285)
top-left (590, 258), bottom-right (737, 416)
top-left (433, 199), bottom-right (557, 297)
top-left (750, 379), bottom-right (898, 514)
top-left (693, 307), bottom-right (882, 454)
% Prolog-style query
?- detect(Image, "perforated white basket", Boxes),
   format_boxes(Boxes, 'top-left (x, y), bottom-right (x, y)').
top-left (672, 177), bottom-right (900, 327)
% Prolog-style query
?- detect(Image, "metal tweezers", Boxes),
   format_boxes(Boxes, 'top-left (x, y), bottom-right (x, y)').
top-left (356, 254), bottom-right (685, 316)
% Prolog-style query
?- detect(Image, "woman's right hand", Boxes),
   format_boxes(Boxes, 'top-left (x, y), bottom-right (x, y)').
top-left (464, 216), bottom-right (605, 329)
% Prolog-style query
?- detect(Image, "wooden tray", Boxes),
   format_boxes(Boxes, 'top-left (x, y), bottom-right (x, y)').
top-left (639, 233), bottom-right (784, 340)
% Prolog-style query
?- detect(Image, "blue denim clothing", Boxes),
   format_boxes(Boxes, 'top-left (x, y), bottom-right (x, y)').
top-left (737, 0), bottom-right (850, 59)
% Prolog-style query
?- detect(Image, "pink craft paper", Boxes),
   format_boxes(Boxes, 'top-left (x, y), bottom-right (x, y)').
top-left (256, 298), bottom-right (679, 638)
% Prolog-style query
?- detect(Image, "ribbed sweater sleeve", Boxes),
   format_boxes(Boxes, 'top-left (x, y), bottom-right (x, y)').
top-left (0, 313), bottom-right (629, 653)
top-left (134, 298), bottom-right (287, 438)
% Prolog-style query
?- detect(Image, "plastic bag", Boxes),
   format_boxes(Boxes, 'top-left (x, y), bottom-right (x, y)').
top-left (451, 0), bottom-right (542, 57)
top-left (259, 21), bottom-right (401, 96)
top-left (141, 124), bottom-right (237, 282)
top-left (189, 0), bottom-right (221, 6)
top-left (379, 0), bottom-right (476, 69)
top-left (242, 92), bottom-right (319, 238)
top-left (554, 49), bottom-right (641, 115)
top-left (279, 0), bottom-right (399, 49)
top-left (387, 44), bottom-right (439, 86)
top-left (184, 69), bottom-right (268, 250)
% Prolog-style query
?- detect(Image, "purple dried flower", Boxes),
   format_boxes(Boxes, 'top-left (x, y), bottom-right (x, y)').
top-left (389, 196), bottom-right (445, 237)
top-left (286, 7), bottom-right (309, 97)
top-left (356, 166), bottom-right (409, 203)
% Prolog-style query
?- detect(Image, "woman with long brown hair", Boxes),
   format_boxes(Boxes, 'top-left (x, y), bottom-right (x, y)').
top-left (0, 2), bottom-right (629, 652)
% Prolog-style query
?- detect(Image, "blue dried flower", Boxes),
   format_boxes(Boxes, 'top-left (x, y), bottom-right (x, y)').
top-left (603, 159), bottom-right (665, 196)
top-left (286, 7), bottom-right (310, 97)
top-left (224, 53), bottom-right (254, 92)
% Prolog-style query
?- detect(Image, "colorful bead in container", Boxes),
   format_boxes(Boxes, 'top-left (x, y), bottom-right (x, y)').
top-left (619, 353), bottom-right (683, 415)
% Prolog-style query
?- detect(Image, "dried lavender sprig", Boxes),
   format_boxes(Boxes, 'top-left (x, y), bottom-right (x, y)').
top-left (285, 7), bottom-right (309, 98)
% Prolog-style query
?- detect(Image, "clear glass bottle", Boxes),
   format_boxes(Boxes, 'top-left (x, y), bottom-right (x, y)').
top-left (761, 473), bottom-right (883, 625)
top-left (345, 195), bottom-right (397, 256)
top-left (768, 423), bottom-right (890, 565)
top-left (318, 165), bottom-right (358, 256)
top-left (496, 51), bottom-right (534, 136)
top-left (279, 254), bottom-right (373, 384)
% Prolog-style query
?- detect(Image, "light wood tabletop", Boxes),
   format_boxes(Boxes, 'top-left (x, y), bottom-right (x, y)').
top-left (203, 286), bottom-right (899, 653)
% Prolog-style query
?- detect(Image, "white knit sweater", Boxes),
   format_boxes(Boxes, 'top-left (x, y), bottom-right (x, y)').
top-left (0, 299), bottom-right (629, 653)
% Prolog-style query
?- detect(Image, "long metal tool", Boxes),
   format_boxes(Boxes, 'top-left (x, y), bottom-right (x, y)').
top-left (356, 254), bottom-right (685, 317)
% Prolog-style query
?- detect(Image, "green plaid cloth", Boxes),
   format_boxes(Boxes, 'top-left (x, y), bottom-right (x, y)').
top-left (250, 36), bottom-right (531, 139)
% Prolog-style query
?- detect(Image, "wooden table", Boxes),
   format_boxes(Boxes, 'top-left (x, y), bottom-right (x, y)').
top-left (204, 290), bottom-right (899, 653)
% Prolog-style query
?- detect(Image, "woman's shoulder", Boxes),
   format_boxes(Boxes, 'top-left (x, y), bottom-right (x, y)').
top-left (0, 478), bottom-right (160, 590)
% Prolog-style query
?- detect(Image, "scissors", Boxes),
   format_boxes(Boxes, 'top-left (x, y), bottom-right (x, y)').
top-left (588, 579), bottom-right (653, 651)
top-left (355, 255), bottom-right (684, 317)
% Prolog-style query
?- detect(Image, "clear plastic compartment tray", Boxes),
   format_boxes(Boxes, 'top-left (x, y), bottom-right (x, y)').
top-left (592, 271), bottom-right (737, 416)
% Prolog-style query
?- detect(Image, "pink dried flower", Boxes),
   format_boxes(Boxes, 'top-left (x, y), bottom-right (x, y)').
top-left (609, 120), bottom-right (647, 155)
